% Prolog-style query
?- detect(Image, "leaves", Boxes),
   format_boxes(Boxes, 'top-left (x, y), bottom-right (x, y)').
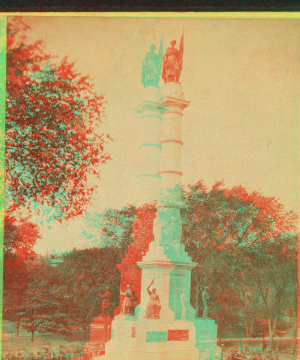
top-left (3, 214), bottom-right (40, 320)
top-left (82, 205), bottom-right (136, 254)
top-left (6, 17), bottom-right (111, 219)
top-left (182, 181), bottom-right (297, 340)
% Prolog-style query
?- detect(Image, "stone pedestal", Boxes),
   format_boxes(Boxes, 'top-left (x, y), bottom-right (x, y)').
top-left (105, 318), bottom-right (199, 360)
top-left (194, 319), bottom-right (221, 360)
top-left (84, 316), bottom-right (112, 359)
top-left (103, 219), bottom-right (200, 360)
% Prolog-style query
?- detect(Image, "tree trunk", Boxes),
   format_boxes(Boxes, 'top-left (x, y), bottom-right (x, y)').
top-left (292, 319), bottom-right (298, 355)
top-left (31, 329), bottom-right (34, 342)
top-left (245, 319), bottom-right (250, 339)
top-left (195, 275), bottom-right (200, 318)
top-left (268, 315), bottom-right (277, 352)
top-left (244, 318), bottom-right (254, 339)
top-left (249, 319), bottom-right (254, 338)
top-left (262, 334), bottom-right (266, 352)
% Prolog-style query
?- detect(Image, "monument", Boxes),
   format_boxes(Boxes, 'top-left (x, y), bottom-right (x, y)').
top-left (95, 35), bottom-right (221, 360)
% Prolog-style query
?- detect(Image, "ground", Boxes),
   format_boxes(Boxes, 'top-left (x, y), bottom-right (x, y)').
top-left (1, 321), bottom-right (297, 359)
top-left (2, 323), bottom-right (88, 357)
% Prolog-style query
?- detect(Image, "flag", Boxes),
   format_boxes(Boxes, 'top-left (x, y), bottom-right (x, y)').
top-left (179, 32), bottom-right (184, 58)
top-left (158, 34), bottom-right (163, 75)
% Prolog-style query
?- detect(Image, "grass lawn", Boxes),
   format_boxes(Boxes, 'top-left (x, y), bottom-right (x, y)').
top-left (2, 322), bottom-right (89, 356)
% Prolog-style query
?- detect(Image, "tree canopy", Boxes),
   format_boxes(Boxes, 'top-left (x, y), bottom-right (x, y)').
top-left (3, 214), bottom-right (40, 320)
top-left (6, 18), bottom-right (111, 219)
top-left (181, 181), bottom-right (297, 347)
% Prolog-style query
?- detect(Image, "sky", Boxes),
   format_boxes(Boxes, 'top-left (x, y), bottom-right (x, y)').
top-left (19, 15), bottom-right (299, 254)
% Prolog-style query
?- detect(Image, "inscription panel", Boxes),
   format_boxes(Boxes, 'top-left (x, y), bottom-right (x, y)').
top-left (167, 330), bottom-right (189, 341)
top-left (146, 331), bottom-right (168, 343)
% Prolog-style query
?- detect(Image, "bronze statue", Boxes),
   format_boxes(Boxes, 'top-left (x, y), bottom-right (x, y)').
top-left (202, 286), bottom-right (211, 319)
top-left (120, 282), bottom-right (136, 315)
top-left (141, 37), bottom-right (163, 88)
top-left (99, 286), bottom-right (111, 317)
top-left (180, 293), bottom-right (187, 320)
top-left (162, 34), bottom-right (184, 84)
top-left (145, 279), bottom-right (161, 319)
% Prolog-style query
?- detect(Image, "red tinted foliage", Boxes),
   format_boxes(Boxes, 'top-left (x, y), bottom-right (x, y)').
top-left (6, 17), bottom-right (111, 219)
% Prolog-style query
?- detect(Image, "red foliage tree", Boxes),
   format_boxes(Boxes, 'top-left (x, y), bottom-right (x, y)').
top-left (6, 18), bottom-right (111, 219)
top-left (182, 181), bottom-right (297, 343)
top-left (3, 214), bottom-right (40, 326)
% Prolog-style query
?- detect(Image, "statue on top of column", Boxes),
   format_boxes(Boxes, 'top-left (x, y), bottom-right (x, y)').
top-left (141, 36), bottom-right (163, 88)
top-left (162, 34), bottom-right (184, 84)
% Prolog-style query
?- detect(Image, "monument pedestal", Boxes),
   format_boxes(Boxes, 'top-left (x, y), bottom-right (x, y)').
top-left (83, 316), bottom-right (112, 359)
top-left (103, 239), bottom-right (200, 360)
top-left (194, 318), bottom-right (221, 360)
top-left (105, 319), bottom-right (199, 360)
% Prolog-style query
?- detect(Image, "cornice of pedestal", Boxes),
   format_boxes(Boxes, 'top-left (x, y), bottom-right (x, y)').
top-left (135, 100), bottom-right (169, 115)
top-left (137, 259), bottom-right (197, 270)
top-left (137, 259), bottom-right (175, 270)
top-left (116, 262), bottom-right (141, 271)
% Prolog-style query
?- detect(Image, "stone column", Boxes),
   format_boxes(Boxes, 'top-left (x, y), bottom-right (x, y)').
top-left (135, 87), bottom-right (168, 205)
top-left (159, 82), bottom-right (189, 193)
top-left (158, 82), bottom-right (191, 261)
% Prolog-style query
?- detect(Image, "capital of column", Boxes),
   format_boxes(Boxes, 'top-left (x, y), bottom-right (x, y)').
top-left (163, 96), bottom-right (190, 114)
top-left (136, 100), bottom-right (169, 116)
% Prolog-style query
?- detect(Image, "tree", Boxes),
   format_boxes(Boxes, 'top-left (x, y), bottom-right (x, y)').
top-left (20, 263), bottom-right (70, 342)
top-left (181, 181), bottom-right (297, 342)
top-left (181, 181), bottom-right (257, 321)
top-left (233, 233), bottom-right (298, 351)
top-left (6, 17), bottom-right (111, 219)
top-left (3, 214), bottom-right (39, 323)
top-left (52, 247), bottom-right (122, 329)
top-left (82, 206), bottom-right (136, 255)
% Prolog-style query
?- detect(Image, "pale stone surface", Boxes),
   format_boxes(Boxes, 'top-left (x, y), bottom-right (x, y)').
top-left (159, 85), bottom-right (190, 192)
top-left (142, 86), bottom-right (163, 103)
top-left (105, 318), bottom-right (199, 360)
top-left (194, 318), bottom-right (221, 360)
top-left (162, 82), bottom-right (184, 100)
top-left (135, 95), bottom-right (168, 205)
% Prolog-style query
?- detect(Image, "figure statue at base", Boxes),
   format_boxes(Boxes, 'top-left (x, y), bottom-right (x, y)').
top-left (145, 279), bottom-right (161, 319)
top-left (202, 286), bottom-right (211, 319)
top-left (99, 286), bottom-right (111, 317)
top-left (120, 283), bottom-right (136, 315)
top-left (180, 293), bottom-right (187, 320)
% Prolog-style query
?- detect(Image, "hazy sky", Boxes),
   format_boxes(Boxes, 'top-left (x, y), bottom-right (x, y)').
top-left (21, 16), bottom-right (299, 254)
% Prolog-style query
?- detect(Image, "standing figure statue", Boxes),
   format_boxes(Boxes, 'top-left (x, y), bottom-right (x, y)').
top-left (180, 293), bottom-right (187, 320)
top-left (120, 282), bottom-right (136, 315)
top-left (99, 286), bottom-right (111, 317)
top-left (145, 279), bottom-right (161, 319)
top-left (141, 37), bottom-right (163, 88)
top-left (162, 34), bottom-right (184, 84)
top-left (202, 286), bottom-right (211, 319)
